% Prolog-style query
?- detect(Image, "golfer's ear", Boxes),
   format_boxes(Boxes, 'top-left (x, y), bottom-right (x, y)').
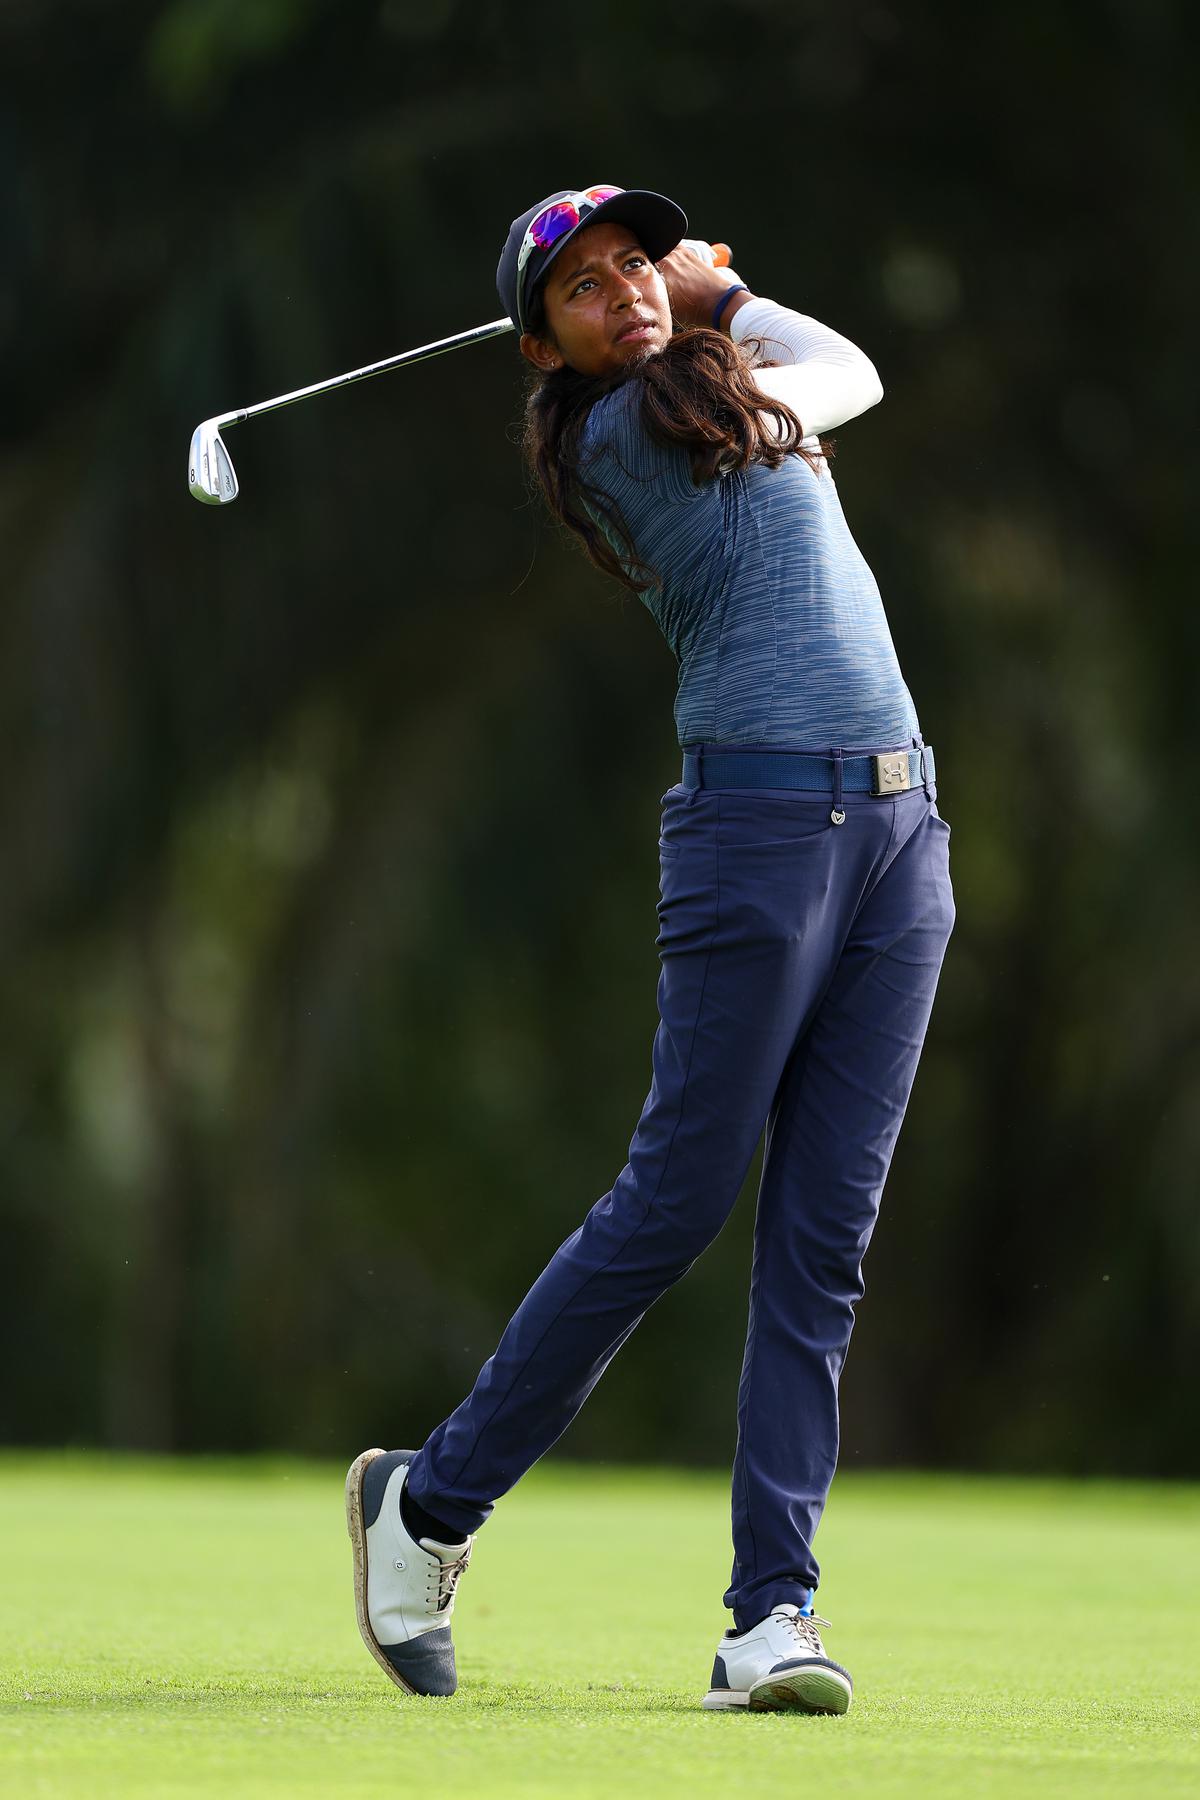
top-left (520, 331), bottom-right (564, 372)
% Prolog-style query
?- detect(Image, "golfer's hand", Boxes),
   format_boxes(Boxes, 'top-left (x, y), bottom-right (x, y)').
top-left (658, 241), bottom-right (747, 331)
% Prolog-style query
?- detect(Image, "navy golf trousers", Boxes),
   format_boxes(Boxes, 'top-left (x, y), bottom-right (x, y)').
top-left (407, 771), bottom-right (955, 1629)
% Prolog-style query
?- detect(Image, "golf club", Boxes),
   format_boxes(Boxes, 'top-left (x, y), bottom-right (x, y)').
top-left (187, 241), bottom-right (731, 506)
top-left (187, 316), bottom-right (515, 506)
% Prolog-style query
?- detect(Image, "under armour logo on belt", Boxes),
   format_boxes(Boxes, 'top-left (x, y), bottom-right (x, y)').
top-left (872, 753), bottom-right (911, 795)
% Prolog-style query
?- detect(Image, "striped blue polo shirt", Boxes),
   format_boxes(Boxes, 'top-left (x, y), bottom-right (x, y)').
top-left (577, 378), bottom-right (921, 750)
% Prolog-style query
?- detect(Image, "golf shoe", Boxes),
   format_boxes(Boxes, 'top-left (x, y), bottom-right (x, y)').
top-left (702, 1603), bottom-right (853, 1713)
top-left (345, 1446), bottom-right (474, 1697)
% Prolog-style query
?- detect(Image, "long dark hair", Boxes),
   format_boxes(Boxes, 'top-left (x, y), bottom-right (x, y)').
top-left (522, 326), bottom-right (837, 594)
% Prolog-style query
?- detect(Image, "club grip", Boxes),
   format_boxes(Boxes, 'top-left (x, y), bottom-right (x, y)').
top-left (678, 237), bottom-right (734, 269)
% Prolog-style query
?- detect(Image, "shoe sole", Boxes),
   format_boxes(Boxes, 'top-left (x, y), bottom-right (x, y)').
top-left (702, 1687), bottom-right (749, 1709)
top-left (749, 1665), bottom-right (852, 1714)
top-left (345, 1446), bottom-right (420, 1697)
top-left (703, 1666), bottom-right (853, 1713)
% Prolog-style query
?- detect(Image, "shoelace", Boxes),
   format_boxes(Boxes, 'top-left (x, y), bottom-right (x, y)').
top-left (429, 1539), bottom-right (473, 1612)
top-left (779, 1610), bottom-right (833, 1656)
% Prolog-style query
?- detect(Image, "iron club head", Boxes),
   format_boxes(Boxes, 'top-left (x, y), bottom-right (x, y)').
top-left (188, 419), bottom-right (239, 505)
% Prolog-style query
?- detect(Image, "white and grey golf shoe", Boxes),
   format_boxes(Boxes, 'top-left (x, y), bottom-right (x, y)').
top-left (702, 1604), bottom-right (853, 1713)
top-left (345, 1447), bottom-right (474, 1697)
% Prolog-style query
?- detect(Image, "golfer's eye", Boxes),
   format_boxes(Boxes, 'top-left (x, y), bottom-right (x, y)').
top-left (570, 258), bottom-right (647, 298)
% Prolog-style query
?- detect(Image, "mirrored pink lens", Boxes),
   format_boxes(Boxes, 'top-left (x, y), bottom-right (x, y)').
top-left (527, 187), bottom-right (624, 253)
top-left (528, 200), bottom-right (582, 251)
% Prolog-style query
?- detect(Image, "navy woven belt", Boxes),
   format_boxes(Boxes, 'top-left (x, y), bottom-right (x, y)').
top-left (681, 743), bottom-right (936, 795)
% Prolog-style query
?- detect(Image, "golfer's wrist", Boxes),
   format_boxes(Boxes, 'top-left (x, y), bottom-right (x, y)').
top-left (716, 288), bottom-right (754, 334)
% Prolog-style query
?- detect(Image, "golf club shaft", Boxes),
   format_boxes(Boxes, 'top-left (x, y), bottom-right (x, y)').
top-left (210, 242), bottom-right (732, 430)
top-left (211, 316), bottom-right (516, 432)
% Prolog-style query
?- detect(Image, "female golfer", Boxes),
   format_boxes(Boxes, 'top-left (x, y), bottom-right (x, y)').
top-left (347, 184), bottom-right (955, 1713)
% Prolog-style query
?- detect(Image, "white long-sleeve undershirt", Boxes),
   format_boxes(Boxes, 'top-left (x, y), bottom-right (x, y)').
top-left (728, 296), bottom-right (884, 439)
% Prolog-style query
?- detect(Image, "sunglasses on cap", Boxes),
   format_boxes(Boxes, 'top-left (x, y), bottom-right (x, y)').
top-left (516, 185), bottom-right (624, 328)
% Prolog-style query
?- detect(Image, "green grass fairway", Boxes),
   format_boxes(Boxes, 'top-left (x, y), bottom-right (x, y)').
top-left (1, 1456), bottom-right (1196, 1797)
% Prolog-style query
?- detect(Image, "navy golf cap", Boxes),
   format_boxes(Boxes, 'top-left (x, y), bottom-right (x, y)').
top-left (496, 185), bottom-right (688, 333)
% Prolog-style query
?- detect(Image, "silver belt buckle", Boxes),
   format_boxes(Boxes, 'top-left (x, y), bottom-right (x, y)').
top-left (871, 752), bottom-right (912, 796)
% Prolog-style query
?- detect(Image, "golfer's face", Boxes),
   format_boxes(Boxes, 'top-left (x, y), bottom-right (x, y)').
top-left (530, 221), bottom-right (672, 376)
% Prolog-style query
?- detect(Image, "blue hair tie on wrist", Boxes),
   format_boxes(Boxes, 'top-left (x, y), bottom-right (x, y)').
top-left (712, 283), bottom-right (749, 330)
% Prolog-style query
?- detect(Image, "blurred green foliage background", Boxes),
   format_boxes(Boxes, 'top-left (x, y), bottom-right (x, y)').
top-left (1, 0), bottom-right (1195, 1474)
